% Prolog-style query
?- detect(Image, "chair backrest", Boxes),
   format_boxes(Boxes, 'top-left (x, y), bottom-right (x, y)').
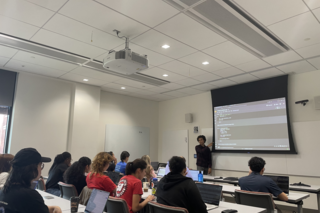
top-left (103, 171), bottom-right (122, 185)
top-left (106, 197), bottom-right (130, 213)
top-left (36, 178), bottom-right (46, 191)
top-left (235, 190), bottom-right (275, 213)
top-left (148, 201), bottom-right (189, 213)
top-left (79, 186), bottom-right (93, 205)
top-left (58, 182), bottom-right (78, 200)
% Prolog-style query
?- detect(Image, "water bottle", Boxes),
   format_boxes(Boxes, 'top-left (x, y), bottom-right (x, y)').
top-left (198, 171), bottom-right (203, 183)
top-left (152, 178), bottom-right (158, 195)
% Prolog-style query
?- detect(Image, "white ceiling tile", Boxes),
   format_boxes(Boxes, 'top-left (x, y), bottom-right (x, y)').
top-left (131, 30), bottom-right (197, 59)
top-left (95, 0), bottom-right (179, 27)
top-left (101, 87), bottom-right (132, 95)
top-left (0, 15), bottom-right (39, 39)
top-left (251, 68), bottom-right (284, 79)
top-left (268, 12), bottom-right (320, 49)
top-left (0, 56), bottom-right (10, 67)
top-left (176, 87), bottom-right (203, 95)
top-left (236, 59), bottom-right (271, 72)
top-left (175, 78), bottom-right (201, 86)
top-left (313, 7), bottom-right (320, 23)
top-left (295, 43), bottom-right (320, 58)
top-left (13, 51), bottom-right (77, 72)
top-left (5, 59), bottom-right (66, 77)
top-left (277, 60), bottom-right (316, 74)
top-left (160, 83), bottom-right (185, 90)
top-left (131, 90), bottom-right (157, 96)
top-left (60, 73), bottom-right (108, 86)
top-left (71, 67), bottom-right (121, 82)
top-left (26, 0), bottom-right (68, 11)
top-left (59, 0), bottom-right (149, 38)
top-left (147, 87), bottom-right (170, 93)
top-left (0, 0), bottom-right (54, 27)
top-left (192, 73), bottom-right (221, 82)
top-left (179, 52), bottom-right (229, 72)
top-left (228, 74), bottom-right (259, 83)
top-left (159, 60), bottom-right (207, 77)
top-left (209, 79), bottom-right (236, 87)
top-left (307, 56), bottom-right (320, 69)
top-left (103, 82), bottom-right (144, 93)
top-left (155, 13), bottom-right (226, 50)
top-left (213, 67), bottom-right (245, 78)
top-left (163, 91), bottom-right (188, 98)
top-left (203, 42), bottom-right (258, 66)
top-left (31, 30), bottom-right (106, 58)
top-left (0, 45), bottom-right (18, 58)
top-left (263, 51), bottom-right (302, 66)
top-left (234, 0), bottom-right (309, 26)
top-left (113, 78), bottom-right (155, 89)
top-left (304, 0), bottom-right (320, 10)
top-left (140, 67), bottom-right (187, 82)
top-left (150, 94), bottom-right (175, 100)
top-left (192, 84), bottom-right (217, 91)
top-left (43, 14), bottom-right (123, 51)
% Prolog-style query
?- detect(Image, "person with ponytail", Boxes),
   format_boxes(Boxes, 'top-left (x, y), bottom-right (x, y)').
top-left (116, 159), bottom-right (155, 213)
top-left (86, 152), bottom-right (117, 195)
top-left (46, 152), bottom-right (72, 196)
top-left (63, 157), bottom-right (91, 195)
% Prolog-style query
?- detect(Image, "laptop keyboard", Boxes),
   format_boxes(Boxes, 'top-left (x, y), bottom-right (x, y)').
top-left (205, 203), bottom-right (218, 210)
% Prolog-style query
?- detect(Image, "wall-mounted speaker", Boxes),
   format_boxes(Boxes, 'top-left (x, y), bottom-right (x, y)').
top-left (315, 96), bottom-right (320, 110)
top-left (185, 113), bottom-right (193, 123)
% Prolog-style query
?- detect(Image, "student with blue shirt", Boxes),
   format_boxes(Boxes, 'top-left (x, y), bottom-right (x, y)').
top-left (239, 157), bottom-right (288, 202)
top-left (115, 151), bottom-right (130, 174)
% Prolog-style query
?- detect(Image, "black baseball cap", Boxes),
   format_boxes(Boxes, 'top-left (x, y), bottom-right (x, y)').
top-left (12, 148), bottom-right (51, 167)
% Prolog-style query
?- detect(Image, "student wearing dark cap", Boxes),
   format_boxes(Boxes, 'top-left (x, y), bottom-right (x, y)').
top-left (0, 148), bottom-right (62, 213)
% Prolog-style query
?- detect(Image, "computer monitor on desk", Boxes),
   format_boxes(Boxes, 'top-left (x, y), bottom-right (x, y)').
top-left (264, 175), bottom-right (289, 195)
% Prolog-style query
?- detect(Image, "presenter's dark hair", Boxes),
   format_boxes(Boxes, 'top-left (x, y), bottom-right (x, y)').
top-left (125, 159), bottom-right (147, 175)
top-left (248, 157), bottom-right (266, 173)
top-left (169, 156), bottom-right (186, 174)
top-left (120, 151), bottom-right (130, 162)
top-left (197, 135), bottom-right (206, 142)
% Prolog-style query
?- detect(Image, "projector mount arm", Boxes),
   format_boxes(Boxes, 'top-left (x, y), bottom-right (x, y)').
top-left (113, 29), bottom-right (130, 50)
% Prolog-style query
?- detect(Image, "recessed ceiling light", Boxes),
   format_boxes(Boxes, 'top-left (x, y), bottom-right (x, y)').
top-left (304, 38), bottom-right (310, 41)
top-left (83, 79), bottom-right (89, 81)
top-left (163, 74), bottom-right (168, 77)
top-left (162, 44), bottom-right (170, 49)
top-left (21, 65), bottom-right (25, 67)
top-left (121, 87), bottom-right (126, 90)
top-left (202, 61), bottom-right (209, 65)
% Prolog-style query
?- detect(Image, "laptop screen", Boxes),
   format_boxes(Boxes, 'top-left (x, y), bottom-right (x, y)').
top-left (264, 175), bottom-right (289, 194)
top-left (157, 168), bottom-right (165, 176)
top-left (196, 183), bottom-right (222, 205)
top-left (188, 170), bottom-right (199, 181)
top-left (151, 162), bottom-right (159, 171)
top-left (85, 189), bottom-right (110, 213)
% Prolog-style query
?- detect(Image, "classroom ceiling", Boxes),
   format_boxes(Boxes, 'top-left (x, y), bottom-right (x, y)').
top-left (0, 0), bottom-right (320, 102)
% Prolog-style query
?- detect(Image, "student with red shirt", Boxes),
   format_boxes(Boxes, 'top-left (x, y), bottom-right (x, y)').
top-left (86, 152), bottom-right (116, 195)
top-left (116, 159), bottom-right (155, 213)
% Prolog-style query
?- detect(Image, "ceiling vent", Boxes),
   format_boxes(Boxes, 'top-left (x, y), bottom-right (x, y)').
top-left (163, 0), bottom-right (289, 57)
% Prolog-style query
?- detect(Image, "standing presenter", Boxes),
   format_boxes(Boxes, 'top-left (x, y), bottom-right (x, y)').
top-left (195, 135), bottom-right (213, 175)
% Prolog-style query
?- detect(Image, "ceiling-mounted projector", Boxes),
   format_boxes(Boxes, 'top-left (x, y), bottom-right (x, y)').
top-left (103, 30), bottom-right (149, 75)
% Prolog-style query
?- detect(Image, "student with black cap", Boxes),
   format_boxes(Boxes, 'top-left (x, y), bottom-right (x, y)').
top-left (0, 148), bottom-right (62, 213)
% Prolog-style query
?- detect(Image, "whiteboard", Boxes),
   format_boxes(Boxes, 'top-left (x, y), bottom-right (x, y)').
top-left (105, 125), bottom-right (149, 162)
top-left (202, 121), bottom-right (320, 177)
top-left (161, 130), bottom-right (189, 166)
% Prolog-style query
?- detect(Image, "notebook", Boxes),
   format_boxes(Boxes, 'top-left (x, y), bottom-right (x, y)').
top-left (81, 189), bottom-right (110, 213)
top-left (196, 183), bottom-right (223, 210)
top-left (264, 175), bottom-right (289, 195)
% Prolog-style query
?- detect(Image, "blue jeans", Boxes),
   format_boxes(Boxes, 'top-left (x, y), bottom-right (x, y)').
top-left (46, 188), bottom-right (61, 197)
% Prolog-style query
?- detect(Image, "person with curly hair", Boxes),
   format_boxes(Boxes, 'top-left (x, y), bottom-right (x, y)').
top-left (86, 152), bottom-right (116, 195)
top-left (63, 157), bottom-right (91, 195)
top-left (195, 135), bottom-right (213, 175)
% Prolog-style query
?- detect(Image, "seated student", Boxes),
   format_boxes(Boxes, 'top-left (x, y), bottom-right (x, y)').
top-left (157, 156), bottom-right (207, 213)
top-left (116, 159), bottom-right (154, 213)
top-left (64, 157), bottom-right (91, 195)
top-left (86, 152), bottom-right (116, 195)
top-left (141, 155), bottom-right (156, 179)
top-left (106, 151), bottom-right (117, 172)
top-left (115, 151), bottom-right (130, 174)
top-left (164, 156), bottom-right (193, 179)
top-left (0, 148), bottom-right (62, 213)
top-left (0, 154), bottom-right (14, 189)
top-left (239, 157), bottom-right (288, 202)
top-left (46, 152), bottom-right (72, 196)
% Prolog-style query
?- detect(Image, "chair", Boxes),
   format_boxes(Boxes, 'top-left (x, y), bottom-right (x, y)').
top-left (36, 178), bottom-right (46, 191)
top-left (158, 163), bottom-right (167, 168)
top-left (79, 186), bottom-right (93, 205)
top-left (106, 197), bottom-right (130, 213)
top-left (58, 182), bottom-right (78, 200)
top-left (148, 201), bottom-right (189, 213)
top-left (235, 190), bottom-right (277, 213)
top-left (104, 171), bottom-right (122, 185)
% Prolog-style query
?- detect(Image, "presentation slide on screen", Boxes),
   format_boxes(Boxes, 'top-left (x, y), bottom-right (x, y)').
top-left (214, 98), bottom-right (290, 151)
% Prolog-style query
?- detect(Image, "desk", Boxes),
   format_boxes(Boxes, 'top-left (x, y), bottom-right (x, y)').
top-left (289, 185), bottom-right (320, 213)
top-left (204, 175), bottom-right (239, 185)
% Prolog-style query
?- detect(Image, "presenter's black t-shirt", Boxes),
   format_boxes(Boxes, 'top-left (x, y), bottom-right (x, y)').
top-left (0, 185), bottom-right (50, 213)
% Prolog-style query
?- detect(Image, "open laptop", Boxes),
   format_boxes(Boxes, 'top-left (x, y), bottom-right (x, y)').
top-left (157, 167), bottom-right (166, 178)
top-left (196, 183), bottom-right (223, 210)
top-left (264, 175), bottom-right (289, 195)
top-left (80, 189), bottom-right (110, 213)
top-left (188, 170), bottom-right (199, 181)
